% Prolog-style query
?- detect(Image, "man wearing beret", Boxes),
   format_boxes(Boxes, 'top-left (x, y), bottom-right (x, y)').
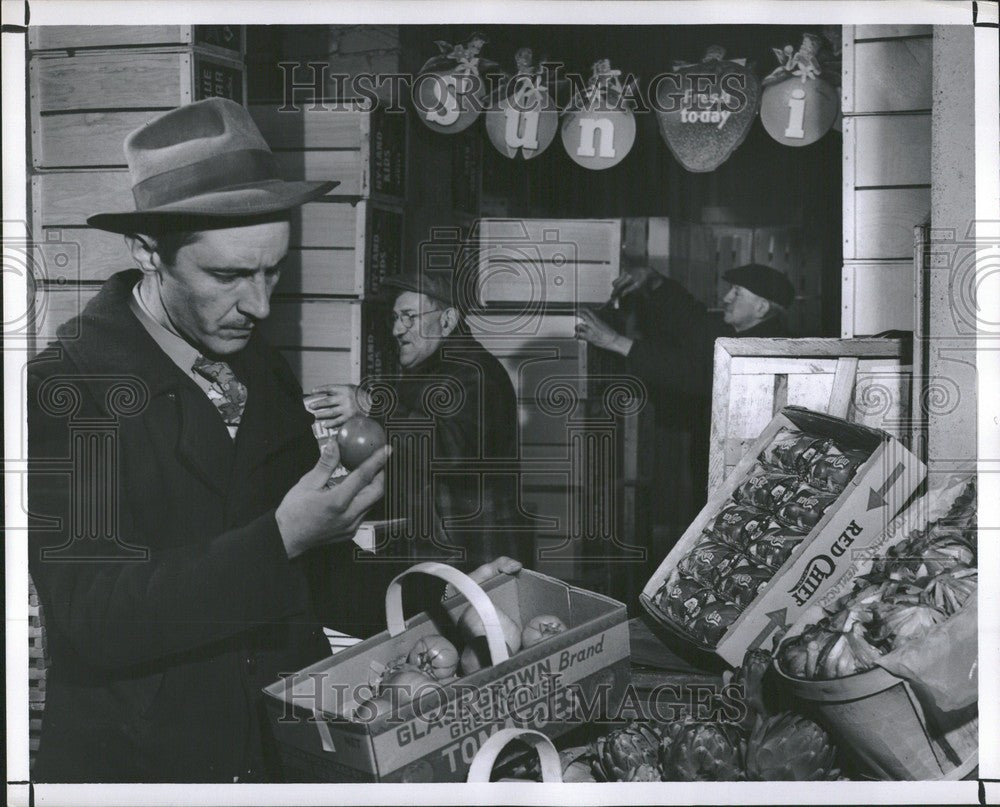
top-left (576, 263), bottom-right (793, 538)
top-left (27, 98), bottom-right (519, 783)
top-left (305, 270), bottom-right (529, 623)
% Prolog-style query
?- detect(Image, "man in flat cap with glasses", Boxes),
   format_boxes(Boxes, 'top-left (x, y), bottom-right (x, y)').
top-left (305, 270), bottom-right (529, 607)
top-left (576, 262), bottom-right (794, 545)
top-left (27, 98), bottom-right (519, 784)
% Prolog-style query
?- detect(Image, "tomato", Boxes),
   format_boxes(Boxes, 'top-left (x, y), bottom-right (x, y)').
top-left (408, 634), bottom-right (459, 681)
top-left (381, 666), bottom-right (435, 704)
top-left (521, 614), bottom-right (568, 648)
top-left (459, 640), bottom-right (489, 675)
top-left (336, 415), bottom-right (387, 471)
top-left (457, 604), bottom-right (522, 654)
top-left (353, 693), bottom-right (393, 722)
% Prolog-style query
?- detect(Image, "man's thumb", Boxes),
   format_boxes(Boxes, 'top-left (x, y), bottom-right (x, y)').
top-left (302, 439), bottom-right (341, 488)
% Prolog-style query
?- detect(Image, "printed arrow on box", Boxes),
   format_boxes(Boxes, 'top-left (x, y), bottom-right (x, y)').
top-left (866, 462), bottom-right (905, 511)
top-left (749, 608), bottom-right (789, 650)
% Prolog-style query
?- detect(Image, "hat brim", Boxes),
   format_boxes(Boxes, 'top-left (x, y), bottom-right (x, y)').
top-left (378, 275), bottom-right (454, 307)
top-left (86, 179), bottom-right (339, 234)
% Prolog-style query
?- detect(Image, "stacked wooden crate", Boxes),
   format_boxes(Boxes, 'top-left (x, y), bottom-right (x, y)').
top-left (28, 25), bottom-right (247, 354)
top-left (249, 104), bottom-right (407, 389)
top-left (841, 25), bottom-right (932, 336)
top-left (28, 577), bottom-right (49, 762)
top-left (469, 218), bottom-right (633, 590)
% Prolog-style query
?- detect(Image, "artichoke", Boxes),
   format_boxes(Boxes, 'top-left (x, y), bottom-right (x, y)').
top-left (661, 720), bottom-right (745, 781)
top-left (922, 567), bottom-right (977, 615)
top-left (873, 603), bottom-right (946, 650)
top-left (559, 745), bottom-right (598, 783)
top-left (591, 722), bottom-right (661, 782)
top-left (745, 712), bottom-right (838, 780)
top-left (918, 533), bottom-right (976, 576)
top-left (732, 648), bottom-right (771, 733)
top-left (624, 763), bottom-right (662, 782)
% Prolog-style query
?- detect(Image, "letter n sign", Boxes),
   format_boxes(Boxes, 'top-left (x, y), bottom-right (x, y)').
top-left (561, 109), bottom-right (636, 169)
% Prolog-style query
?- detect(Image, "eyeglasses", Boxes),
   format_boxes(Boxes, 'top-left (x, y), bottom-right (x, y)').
top-left (390, 309), bottom-right (436, 330)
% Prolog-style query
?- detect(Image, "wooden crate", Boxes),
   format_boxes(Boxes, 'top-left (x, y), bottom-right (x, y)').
top-left (29, 575), bottom-right (49, 764)
top-left (708, 337), bottom-right (911, 492)
top-left (263, 298), bottom-right (396, 392)
top-left (32, 284), bottom-right (103, 355)
top-left (28, 25), bottom-right (245, 57)
top-left (249, 103), bottom-right (407, 201)
top-left (476, 219), bottom-right (621, 305)
top-left (30, 48), bottom-right (247, 170)
top-left (29, 176), bottom-right (403, 293)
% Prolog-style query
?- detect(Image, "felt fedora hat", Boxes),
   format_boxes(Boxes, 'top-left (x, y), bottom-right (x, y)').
top-left (87, 98), bottom-right (339, 234)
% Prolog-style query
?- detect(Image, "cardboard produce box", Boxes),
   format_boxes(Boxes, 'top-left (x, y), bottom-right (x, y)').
top-left (264, 563), bottom-right (630, 782)
top-left (640, 406), bottom-right (926, 666)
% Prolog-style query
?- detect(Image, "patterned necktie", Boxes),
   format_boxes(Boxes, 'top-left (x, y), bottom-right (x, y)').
top-left (192, 355), bottom-right (248, 427)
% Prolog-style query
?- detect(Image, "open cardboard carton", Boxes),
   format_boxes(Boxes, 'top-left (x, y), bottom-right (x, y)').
top-left (640, 406), bottom-right (926, 666)
top-left (264, 564), bottom-right (630, 782)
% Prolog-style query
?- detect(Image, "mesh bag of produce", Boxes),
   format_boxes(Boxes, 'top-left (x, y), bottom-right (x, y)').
top-left (734, 464), bottom-right (799, 511)
top-left (705, 504), bottom-right (770, 549)
top-left (774, 484), bottom-right (839, 532)
top-left (760, 428), bottom-right (831, 474)
top-left (806, 443), bottom-right (871, 494)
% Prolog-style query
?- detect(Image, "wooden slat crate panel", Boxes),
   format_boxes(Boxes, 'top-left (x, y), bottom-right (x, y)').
top-left (31, 52), bottom-right (194, 112)
top-left (260, 298), bottom-right (358, 350)
top-left (34, 110), bottom-right (155, 168)
top-left (251, 104), bottom-right (407, 201)
top-left (281, 349), bottom-right (358, 392)
top-left (846, 188), bottom-right (930, 260)
top-left (249, 105), bottom-right (367, 149)
top-left (29, 25), bottom-right (194, 50)
top-left (709, 338), bottom-right (911, 492)
top-left (33, 285), bottom-right (103, 354)
top-left (854, 25), bottom-right (932, 39)
top-left (469, 313), bottom-right (588, 397)
top-left (32, 171), bottom-right (132, 226)
top-left (28, 25), bottom-right (244, 56)
top-left (845, 114), bottom-right (932, 187)
top-left (273, 150), bottom-right (365, 196)
top-left (477, 219), bottom-right (621, 304)
top-left (845, 37), bottom-right (933, 114)
top-left (276, 249), bottom-right (362, 297)
top-left (842, 261), bottom-right (916, 336)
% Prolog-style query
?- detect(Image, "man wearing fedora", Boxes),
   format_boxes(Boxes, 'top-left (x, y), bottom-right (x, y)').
top-left (575, 263), bottom-right (794, 553)
top-left (26, 98), bottom-right (518, 783)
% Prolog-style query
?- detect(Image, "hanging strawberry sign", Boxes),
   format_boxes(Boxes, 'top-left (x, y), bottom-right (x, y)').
top-left (760, 33), bottom-right (840, 147)
top-left (560, 59), bottom-right (636, 170)
top-left (414, 34), bottom-right (498, 134)
top-left (485, 48), bottom-right (559, 160)
top-left (654, 45), bottom-right (761, 172)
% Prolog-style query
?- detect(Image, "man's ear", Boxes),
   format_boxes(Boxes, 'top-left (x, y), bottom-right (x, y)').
top-left (439, 306), bottom-right (460, 336)
top-left (124, 234), bottom-right (161, 274)
top-left (752, 294), bottom-right (771, 319)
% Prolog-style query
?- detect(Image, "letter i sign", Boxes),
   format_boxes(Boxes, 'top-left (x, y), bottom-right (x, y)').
top-left (760, 74), bottom-right (839, 147)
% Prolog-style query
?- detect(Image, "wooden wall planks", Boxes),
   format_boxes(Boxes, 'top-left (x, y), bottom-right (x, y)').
top-left (841, 26), bottom-right (932, 336)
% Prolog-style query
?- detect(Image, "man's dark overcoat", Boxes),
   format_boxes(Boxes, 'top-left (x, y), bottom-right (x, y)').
top-left (28, 270), bottom-right (346, 782)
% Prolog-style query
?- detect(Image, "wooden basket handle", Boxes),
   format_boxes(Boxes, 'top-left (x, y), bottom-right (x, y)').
top-left (385, 561), bottom-right (509, 666)
top-left (466, 728), bottom-right (562, 783)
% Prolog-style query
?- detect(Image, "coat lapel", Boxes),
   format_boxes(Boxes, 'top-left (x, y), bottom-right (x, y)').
top-left (227, 337), bottom-right (315, 499)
